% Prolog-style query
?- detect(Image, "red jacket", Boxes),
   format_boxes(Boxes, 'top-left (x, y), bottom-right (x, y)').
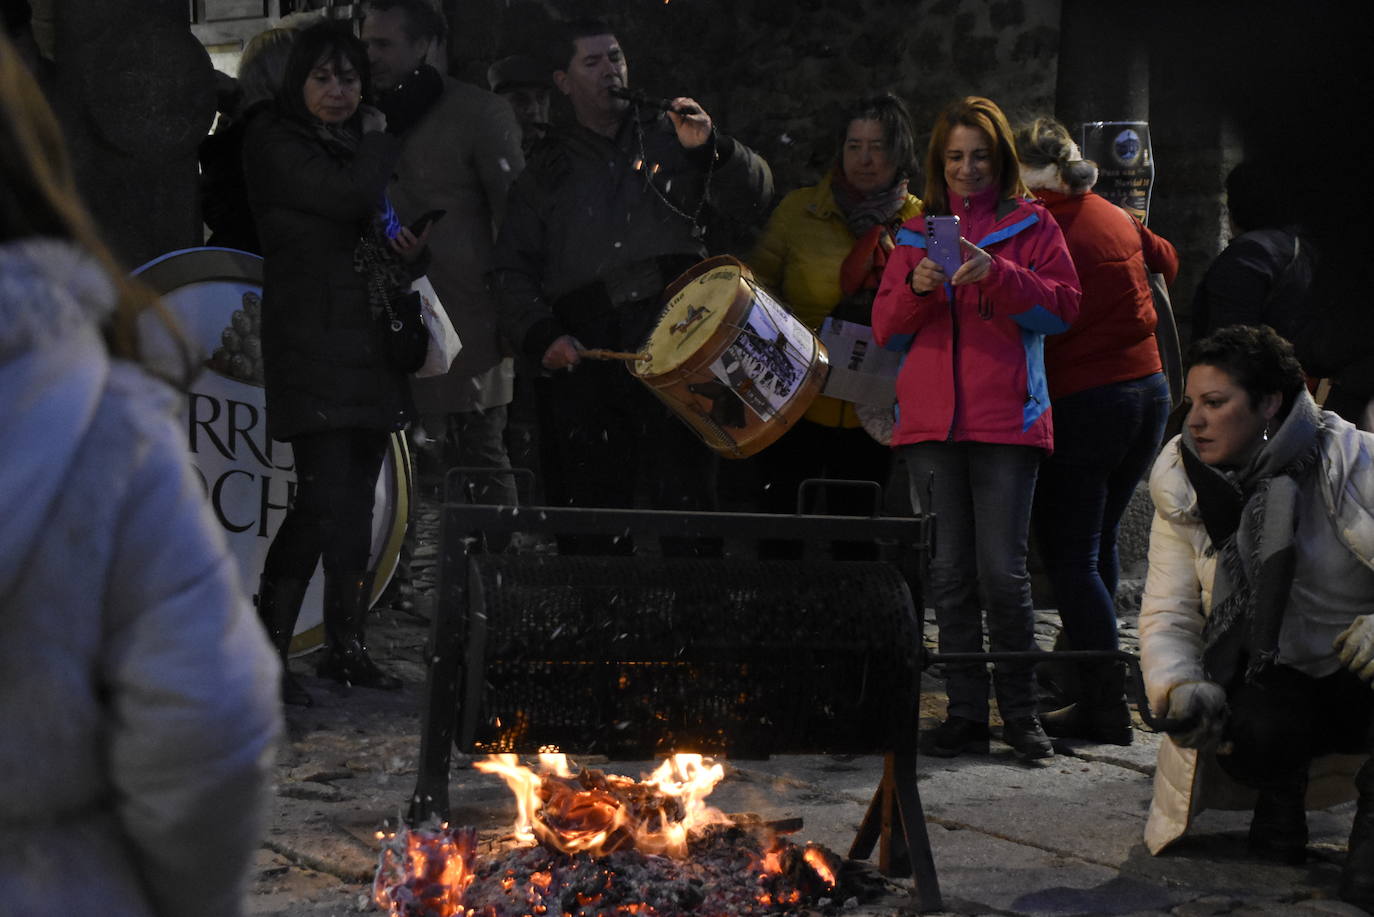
top-left (1035, 189), bottom-right (1178, 400)
top-left (872, 185), bottom-right (1081, 451)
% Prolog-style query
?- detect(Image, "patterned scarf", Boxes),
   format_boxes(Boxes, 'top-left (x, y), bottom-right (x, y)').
top-left (1185, 390), bottom-right (1324, 690)
top-left (303, 118), bottom-right (410, 319)
top-left (830, 168), bottom-right (910, 237)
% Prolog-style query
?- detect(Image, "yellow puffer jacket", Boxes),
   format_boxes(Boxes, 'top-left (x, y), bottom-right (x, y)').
top-left (747, 174), bottom-right (922, 428)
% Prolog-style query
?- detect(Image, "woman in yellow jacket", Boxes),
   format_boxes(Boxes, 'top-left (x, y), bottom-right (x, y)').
top-left (747, 93), bottom-right (922, 555)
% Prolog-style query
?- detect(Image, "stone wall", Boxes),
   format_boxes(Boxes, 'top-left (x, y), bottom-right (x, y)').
top-left (448, 0), bottom-right (1062, 206)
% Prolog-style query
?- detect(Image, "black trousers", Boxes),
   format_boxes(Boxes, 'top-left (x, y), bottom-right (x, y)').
top-left (753, 419), bottom-right (891, 560)
top-left (263, 428), bottom-right (390, 580)
top-left (1220, 663), bottom-right (1374, 790)
top-left (544, 304), bottom-right (718, 555)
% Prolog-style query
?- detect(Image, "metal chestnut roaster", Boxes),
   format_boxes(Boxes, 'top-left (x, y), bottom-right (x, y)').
top-left (407, 474), bottom-right (944, 911)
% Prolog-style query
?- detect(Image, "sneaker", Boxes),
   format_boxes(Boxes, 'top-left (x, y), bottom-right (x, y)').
top-left (1002, 715), bottom-right (1055, 759)
top-left (920, 716), bottom-right (991, 758)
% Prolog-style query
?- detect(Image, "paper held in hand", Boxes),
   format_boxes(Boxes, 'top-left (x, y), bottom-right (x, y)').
top-left (818, 318), bottom-right (902, 406)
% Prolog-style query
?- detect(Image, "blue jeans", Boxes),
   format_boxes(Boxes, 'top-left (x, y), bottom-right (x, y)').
top-left (905, 441), bottom-right (1041, 722)
top-left (1032, 373), bottom-right (1170, 651)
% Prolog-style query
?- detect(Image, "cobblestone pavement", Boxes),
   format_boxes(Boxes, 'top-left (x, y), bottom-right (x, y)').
top-left (247, 496), bottom-right (1368, 917)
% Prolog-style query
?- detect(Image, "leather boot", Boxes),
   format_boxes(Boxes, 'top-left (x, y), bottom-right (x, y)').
top-left (316, 571), bottom-right (402, 690)
top-left (1341, 757), bottom-right (1374, 909)
top-left (1248, 771), bottom-right (1309, 865)
top-left (1035, 632), bottom-right (1081, 712)
top-left (255, 575), bottom-right (313, 707)
top-left (1041, 660), bottom-right (1133, 745)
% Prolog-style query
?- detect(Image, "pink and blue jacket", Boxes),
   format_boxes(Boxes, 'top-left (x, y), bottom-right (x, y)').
top-left (872, 184), bottom-right (1081, 452)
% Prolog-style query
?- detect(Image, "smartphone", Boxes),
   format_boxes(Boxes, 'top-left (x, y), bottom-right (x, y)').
top-left (925, 215), bottom-right (962, 279)
top-left (409, 208), bottom-right (447, 235)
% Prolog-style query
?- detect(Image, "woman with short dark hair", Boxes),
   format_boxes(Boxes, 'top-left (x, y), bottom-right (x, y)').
top-left (1140, 324), bottom-right (1373, 908)
top-left (244, 20), bottom-right (428, 704)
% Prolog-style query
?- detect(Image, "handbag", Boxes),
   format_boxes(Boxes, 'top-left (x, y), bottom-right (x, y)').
top-left (1126, 208), bottom-right (1184, 409)
top-left (412, 275), bottom-right (462, 378)
top-left (1149, 271), bottom-right (1184, 410)
top-left (378, 289), bottom-right (428, 374)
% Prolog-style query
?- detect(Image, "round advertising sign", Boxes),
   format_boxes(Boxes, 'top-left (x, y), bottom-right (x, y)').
top-left (133, 247), bottom-right (410, 654)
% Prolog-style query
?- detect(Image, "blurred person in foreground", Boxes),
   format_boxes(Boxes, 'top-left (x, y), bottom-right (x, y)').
top-left (244, 20), bottom-right (428, 703)
top-left (1016, 116), bottom-right (1178, 745)
top-left (0, 33), bottom-right (281, 917)
top-left (746, 92), bottom-right (923, 556)
top-left (1140, 325), bottom-right (1372, 908)
top-left (873, 95), bottom-right (1081, 761)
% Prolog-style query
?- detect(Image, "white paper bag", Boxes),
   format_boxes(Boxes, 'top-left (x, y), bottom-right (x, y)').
top-left (412, 275), bottom-right (462, 378)
top-left (817, 318), bottom-right (902, 406)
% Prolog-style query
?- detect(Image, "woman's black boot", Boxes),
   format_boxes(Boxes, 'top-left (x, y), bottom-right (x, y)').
top-left (1248, 771), bottom-right (1309, 865)
top-left (317, 571), bottom-right (402, 690)
top-left (1341, 758), bottom-right (1374, 909)
top-left (255, 575), bottom-right (314, 707)
top-left (1041, 660), bottom-right (1133, 745)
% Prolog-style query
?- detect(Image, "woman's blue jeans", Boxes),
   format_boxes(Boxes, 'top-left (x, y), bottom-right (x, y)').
top-left (1032, 373), bottom-right (1170, 651)
top-left (905, 441), bottom-right (1042, 722)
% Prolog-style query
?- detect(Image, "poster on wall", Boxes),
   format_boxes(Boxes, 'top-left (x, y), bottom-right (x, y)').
top-left (1081, 121), bottom-right (1154, 224)
top-left (132, 247), bottom-right (410, 654)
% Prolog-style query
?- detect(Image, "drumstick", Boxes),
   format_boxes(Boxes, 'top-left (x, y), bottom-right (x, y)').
top-left (579, 348), bottom-right (651, 362)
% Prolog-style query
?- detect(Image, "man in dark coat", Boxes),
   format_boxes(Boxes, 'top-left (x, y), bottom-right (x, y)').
top-left (489, 18), bottom-right (773, 552)
top-left (364, 0), bottom-right (524, 503)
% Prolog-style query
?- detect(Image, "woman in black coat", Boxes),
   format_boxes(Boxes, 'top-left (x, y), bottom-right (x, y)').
top-left (244, 20), bottom-right (428, 705)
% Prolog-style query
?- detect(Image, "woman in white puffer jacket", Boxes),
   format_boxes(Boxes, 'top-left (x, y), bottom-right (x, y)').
top-left (0, 36), bottom-right (282, 917)
top-left (1139, 324), bottom-right (1373, 909)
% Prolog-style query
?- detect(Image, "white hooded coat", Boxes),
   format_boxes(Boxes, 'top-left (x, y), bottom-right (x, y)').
top-left (0, 240), bottom-right (282, 916)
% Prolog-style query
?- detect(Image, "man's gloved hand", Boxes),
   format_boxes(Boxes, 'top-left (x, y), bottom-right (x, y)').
top-left (1164, 680), bottom-right (1228, 748)
top-left (1334, 615), bottom-right (1374, 683)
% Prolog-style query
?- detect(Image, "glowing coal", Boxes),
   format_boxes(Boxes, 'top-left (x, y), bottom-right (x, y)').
top-left (374, 754), bottom-right (857, 917)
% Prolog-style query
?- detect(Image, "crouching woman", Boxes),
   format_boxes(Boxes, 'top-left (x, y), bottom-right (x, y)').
top-left (1139, 324), bottom-right (1373, 908)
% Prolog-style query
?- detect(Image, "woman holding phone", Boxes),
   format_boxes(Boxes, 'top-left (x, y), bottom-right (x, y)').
top-left (244, 21), bottom-right (429, 705)
top-left (873, 95), bottom-right (1081, 760)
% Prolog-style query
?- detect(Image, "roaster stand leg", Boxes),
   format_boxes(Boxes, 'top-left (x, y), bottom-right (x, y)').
top-left (849, 750), bottom-right (943, 913)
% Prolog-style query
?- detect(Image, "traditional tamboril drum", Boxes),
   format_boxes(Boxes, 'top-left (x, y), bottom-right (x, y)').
top-left (632, 256), bottom-right (829, 458)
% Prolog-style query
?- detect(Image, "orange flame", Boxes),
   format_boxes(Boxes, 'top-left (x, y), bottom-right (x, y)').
top-left (473, 753), bottom-right (730, 859)
top-left (804, 846), bottom-right (837, 887)
top-left (372, 823), bottom-right (475, 917)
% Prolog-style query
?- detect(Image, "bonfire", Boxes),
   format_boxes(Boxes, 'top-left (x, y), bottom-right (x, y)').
top-left (373, 754), bottom-right (856, 917)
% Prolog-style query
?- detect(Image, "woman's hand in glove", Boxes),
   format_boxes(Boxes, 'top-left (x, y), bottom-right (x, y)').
top-left (1164, 680), bottom-right (1228, 748)
top-left (1334, 615), bottom-right (1374, 683)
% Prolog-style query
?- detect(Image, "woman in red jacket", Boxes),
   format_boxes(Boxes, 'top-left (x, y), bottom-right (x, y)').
top-left (873, 97), bottom-right (1081, 760)
top-left (1017, 117), bottom-right (1178, 745)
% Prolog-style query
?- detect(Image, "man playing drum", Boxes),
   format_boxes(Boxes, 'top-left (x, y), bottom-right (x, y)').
top-left (490, 17), bottom-right (773, 552)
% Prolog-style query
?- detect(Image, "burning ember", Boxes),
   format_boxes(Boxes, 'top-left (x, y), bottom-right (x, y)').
top-left (374, 754), bottom-right (856, 917)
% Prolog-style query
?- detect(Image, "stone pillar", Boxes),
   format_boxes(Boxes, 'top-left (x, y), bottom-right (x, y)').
top-left (1053, 0), bottom-right (1148, 131)
top-left (55, 0), bottom-right (217, 271)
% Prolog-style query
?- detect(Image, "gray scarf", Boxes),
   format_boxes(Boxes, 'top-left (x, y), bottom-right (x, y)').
top-left (1186, 390), bottom-right (1324, 689)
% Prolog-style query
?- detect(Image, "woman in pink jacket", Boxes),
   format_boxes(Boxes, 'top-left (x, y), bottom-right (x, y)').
top-left (873, 96), bottom-right (1080, 760)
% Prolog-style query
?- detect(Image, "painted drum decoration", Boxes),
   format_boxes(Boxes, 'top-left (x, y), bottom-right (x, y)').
top-left (132, 247), bottom-right (410, 653)
top-left (632, 256), bottom-right (829, 459)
